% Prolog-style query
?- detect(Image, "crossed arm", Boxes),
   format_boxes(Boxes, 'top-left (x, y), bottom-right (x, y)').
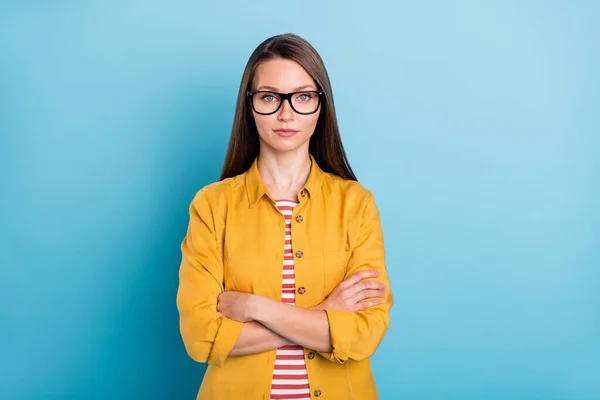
top-left (221, 270), bottom-right (386, 356)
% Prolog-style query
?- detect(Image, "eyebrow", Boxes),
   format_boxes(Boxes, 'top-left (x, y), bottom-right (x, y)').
top-left (256, 84), bottom-right (317, 92)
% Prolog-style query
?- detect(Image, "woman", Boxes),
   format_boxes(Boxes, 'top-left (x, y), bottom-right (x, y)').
top-left (177, 33), bottom-right (393, 400)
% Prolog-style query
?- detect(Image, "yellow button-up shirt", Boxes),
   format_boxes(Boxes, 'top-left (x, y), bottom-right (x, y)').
top-left (177, 155), bottom-right (393, 399)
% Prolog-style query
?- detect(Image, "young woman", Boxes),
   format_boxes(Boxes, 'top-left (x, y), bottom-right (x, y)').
top-left (177, 33), bottom-right (393, 400)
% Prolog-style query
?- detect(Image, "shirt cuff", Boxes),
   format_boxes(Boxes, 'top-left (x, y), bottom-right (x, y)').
top-left (207, 317), bottom-right (244, 367)
top-left (319, 308), bottom-right (356, 364)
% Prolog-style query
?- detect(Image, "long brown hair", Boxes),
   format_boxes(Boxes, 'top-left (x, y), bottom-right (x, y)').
top-left (219, 33), bottom-right (357, 181)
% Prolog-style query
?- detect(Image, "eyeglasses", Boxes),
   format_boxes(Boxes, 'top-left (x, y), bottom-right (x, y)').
top-left (247, 90), bottom-right (323, 115)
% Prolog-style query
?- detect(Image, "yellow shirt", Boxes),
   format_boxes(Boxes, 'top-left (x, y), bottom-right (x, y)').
top-left (177, 154), bottom-right (394, 400)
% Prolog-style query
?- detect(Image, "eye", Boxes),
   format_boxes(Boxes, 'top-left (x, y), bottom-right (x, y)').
top-left (260, 93), bottom-right (279, 103)
top-left (297, 92), bottom-right (314, 102)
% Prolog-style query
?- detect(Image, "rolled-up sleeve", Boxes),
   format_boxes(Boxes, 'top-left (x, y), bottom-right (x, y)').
top-left (176, 189), bottom-right (244, 367)
top-left (320, 193), bottom-right (394, 364)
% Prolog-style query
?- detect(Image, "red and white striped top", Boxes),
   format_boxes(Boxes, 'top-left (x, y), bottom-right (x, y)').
top-left (270, 200), bottom-right (311, 400)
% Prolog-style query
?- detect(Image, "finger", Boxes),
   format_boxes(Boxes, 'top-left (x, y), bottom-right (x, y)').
top-left (353, 299), bottom-right (383, 311)
top-left (360, 289), bottom-right (387, 301)
top-left (345, 278), bottom-right (385, 297)
top-left (218, 291), bottom-right (234, 302)
top-left (350, 289), bottom-right (386, 304)
top-left (360, 280), bottom-right (386, 291)
top-left (340, 270), bottom-right (380, 290)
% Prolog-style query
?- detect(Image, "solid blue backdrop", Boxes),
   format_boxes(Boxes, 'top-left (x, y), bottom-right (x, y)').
top-left (1, 1), bottom-right (598, 399)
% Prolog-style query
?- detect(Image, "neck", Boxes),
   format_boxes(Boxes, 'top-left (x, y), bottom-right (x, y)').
top-left (257, 149), bottom-right (312, 190)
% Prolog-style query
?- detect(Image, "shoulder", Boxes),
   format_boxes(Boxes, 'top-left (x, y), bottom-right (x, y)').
top-left (189, 171), bottom-right (246, 208)
top-left (322, 172), bottom-right (382, 227)
top-left (322, 172), bottom-right (375, 205)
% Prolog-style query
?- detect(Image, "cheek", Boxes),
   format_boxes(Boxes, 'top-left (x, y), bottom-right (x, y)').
top-left (253, 114), bottom-right (276, 136)
top-left (300, 114), bottom-right (320, 132)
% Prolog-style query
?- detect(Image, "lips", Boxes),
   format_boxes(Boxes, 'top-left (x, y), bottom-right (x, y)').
top-left (273, 129), bottom-right (299, 137)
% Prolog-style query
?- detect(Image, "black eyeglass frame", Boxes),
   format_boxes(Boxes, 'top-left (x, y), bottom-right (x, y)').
top-left (246, 90), bottom-right (324, 115)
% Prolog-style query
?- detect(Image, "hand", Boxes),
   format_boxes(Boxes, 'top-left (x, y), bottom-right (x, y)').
top-left (314, 270), bottom-right (386, 312)
top-left (217, 291), bottom-right (257, 322)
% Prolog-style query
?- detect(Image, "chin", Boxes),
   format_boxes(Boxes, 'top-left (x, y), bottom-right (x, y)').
top-left (261, 136), bottom-right (310, 154)
top-left (269, 142), bottom-right (304, 154)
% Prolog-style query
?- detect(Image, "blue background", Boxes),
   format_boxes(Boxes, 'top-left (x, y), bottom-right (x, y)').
top-left (1, 1), bottom-right (599, 399)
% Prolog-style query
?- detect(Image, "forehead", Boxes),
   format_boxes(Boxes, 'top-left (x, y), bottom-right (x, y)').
top-left (252, 58), bottom-right (316, 91)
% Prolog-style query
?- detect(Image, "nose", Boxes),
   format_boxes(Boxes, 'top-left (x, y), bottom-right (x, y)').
top-left (277, 98), bottom-right (294, 121)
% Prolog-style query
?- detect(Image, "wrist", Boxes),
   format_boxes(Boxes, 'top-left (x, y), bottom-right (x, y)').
top-left (248, 295), bottom-right (267, 321)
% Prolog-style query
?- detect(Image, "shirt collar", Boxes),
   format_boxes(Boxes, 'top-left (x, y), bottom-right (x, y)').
top-left (245, 153), bottom-right (324, 208)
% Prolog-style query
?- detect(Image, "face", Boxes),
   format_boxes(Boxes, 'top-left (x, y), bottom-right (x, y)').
top-left (250, 58), bottom-right (321, 155)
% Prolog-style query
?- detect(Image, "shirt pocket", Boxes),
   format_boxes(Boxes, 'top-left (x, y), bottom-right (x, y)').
top-left (322, 249), bottom-right (352, 297)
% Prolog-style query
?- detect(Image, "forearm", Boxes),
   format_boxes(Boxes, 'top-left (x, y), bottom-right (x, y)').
top-left (251, 297), bottom-right (332, 353)
top-left (229, 321), bottom-right (292, 357)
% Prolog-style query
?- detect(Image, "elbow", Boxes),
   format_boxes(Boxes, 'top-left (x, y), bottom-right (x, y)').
top-left (183, 339), bottom-right (231, 367)
top-left (179, 317), bottom-right (220, 365)
top-left (347, 313), bottom-right (391, 362)
top-left (179, 314), bottom-right (244, 367)
top-left (348, 341), bottom-right (380, 362)
top-left (183, 340), bottom-right (211, 364)
top-left (322, 308), bottom-right (391, 364)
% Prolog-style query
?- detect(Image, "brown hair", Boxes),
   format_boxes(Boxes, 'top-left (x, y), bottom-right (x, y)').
top-left (219, 33), bottom-right (357, 181)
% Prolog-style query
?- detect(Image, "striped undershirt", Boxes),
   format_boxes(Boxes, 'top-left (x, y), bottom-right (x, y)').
top-left (270, 199), bottom-right (311, 400)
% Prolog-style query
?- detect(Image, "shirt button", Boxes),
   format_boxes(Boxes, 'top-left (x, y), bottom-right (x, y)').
top-left (295, 215), bottom-right (303, 223)
top-left (298, 287), bottom-right (306, 295)
top-left (314, 389), bottom-right (322, 397)
top-left (307, 351), bottom-right (315, 360)
top-left (301, 189), bottom-right (307, 197)
top-left (295, 250), bottom-right (304, 258)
